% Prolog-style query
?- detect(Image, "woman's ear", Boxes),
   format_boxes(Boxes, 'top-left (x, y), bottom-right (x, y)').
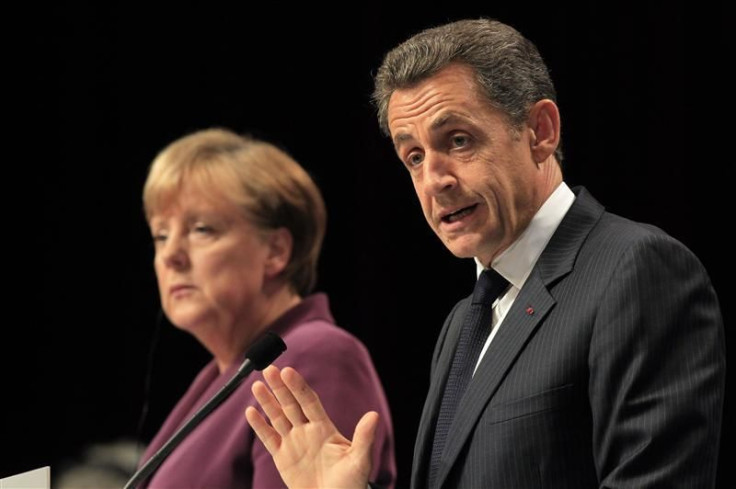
top-left (527, 99), bottom-right (561, 164)
top-left (263, 227), bottom-right (293, 278)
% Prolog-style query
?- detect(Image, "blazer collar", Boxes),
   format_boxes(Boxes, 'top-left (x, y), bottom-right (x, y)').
top-left (534, 186), bottom-right (604, 286)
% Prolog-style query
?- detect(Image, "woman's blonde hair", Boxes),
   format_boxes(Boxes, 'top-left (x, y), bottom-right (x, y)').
top-left (143, 128), bottom-right (327, 295)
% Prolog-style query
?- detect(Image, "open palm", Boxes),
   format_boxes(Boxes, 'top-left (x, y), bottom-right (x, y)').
top-left (246, 366), bottom-right (378, 489)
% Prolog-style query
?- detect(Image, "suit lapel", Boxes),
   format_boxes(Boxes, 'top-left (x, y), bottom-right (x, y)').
top-left (429, 187), bottom-right (605, 488)
top-left (434, 275), bottom-right (554, 487)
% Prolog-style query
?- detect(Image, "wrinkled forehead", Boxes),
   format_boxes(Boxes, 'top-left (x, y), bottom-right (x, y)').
top-left (386, 64), bottom-right (488, 130)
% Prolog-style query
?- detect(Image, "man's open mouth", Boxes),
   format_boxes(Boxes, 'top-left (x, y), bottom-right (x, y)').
top-left (442, 204), bottom-right (478, 223)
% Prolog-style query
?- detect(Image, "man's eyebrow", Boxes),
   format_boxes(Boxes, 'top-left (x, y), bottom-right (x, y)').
top-left (430, 112), bottom-right (471, 131)
top-left (392, 132), bottom-right (414, 148)
top-left (392, 112), bottom-right (472, 148)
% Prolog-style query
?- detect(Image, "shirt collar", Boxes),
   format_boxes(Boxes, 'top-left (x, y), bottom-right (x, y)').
top-left (475, 182), bottom-right (575, 289)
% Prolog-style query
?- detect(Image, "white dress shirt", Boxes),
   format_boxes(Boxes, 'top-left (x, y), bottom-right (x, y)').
top-left (472, 182), bottom-right (575, 375)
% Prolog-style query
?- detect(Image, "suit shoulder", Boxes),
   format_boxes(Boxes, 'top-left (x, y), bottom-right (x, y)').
top-left (573, 211), bottom-right (716, 303)
top-left (567, 211), bottom-right (713, 297)
top-left (597, 211), bottom-right (667, 241)
top-left (589, 211), bottom-right (698, 257)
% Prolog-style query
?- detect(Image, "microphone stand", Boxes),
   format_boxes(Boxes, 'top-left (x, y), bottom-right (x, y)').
top-left (123, 332), bottom-right (286, 489)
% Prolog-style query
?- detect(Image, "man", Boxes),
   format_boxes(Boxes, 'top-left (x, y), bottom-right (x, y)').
top-left (245, 18), bottom-right (725, 488)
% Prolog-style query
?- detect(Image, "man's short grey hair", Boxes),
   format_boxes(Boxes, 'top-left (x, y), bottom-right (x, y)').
top-left (373, 18), bottom-right (563, 163)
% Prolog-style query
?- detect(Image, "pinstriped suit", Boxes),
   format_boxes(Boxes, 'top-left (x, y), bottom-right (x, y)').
top-left (412, 187), bottom-right (725, 489)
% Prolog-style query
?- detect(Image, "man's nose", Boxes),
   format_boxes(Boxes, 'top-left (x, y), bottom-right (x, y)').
top-left (422, 151), bottom-right (457, 195)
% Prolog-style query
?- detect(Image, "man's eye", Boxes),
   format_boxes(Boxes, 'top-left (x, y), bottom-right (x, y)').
top-left (451, 135), bottom-right (469, 147)
top-left (152, 232), bottom-right (167, 242)
top-left (408, 152), bottom-right (424, 166)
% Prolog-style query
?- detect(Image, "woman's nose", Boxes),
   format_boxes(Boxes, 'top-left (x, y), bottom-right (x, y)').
top-left (159, 235), bottom-right (190, 270)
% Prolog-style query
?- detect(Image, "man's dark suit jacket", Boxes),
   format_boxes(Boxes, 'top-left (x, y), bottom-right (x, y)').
top-left (411, 188), bottom-right (725, 489)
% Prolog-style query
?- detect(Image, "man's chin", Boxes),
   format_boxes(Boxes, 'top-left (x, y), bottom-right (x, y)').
top-left (442, 237), bottom-right (480, 259)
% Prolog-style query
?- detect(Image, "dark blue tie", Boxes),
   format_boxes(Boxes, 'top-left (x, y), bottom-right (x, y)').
top-left (428, 268), bottom-right (510, 488)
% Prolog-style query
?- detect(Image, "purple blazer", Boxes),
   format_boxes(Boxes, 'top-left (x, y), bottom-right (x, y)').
top-left (140, 294), bottom-right (396, 489)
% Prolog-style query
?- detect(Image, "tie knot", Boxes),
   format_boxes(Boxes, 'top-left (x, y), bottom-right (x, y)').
top-left (472, 268), bottom-right (509, 305)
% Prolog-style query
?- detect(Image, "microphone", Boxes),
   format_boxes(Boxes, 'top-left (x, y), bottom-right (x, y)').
top-left (123, 331), bottom-right (286, 489)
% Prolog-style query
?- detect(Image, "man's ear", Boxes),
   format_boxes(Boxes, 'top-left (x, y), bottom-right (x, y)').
top-left (264, 227), bottom-right (293, 278)
top-left (527, 99), bottom-right (561, 163)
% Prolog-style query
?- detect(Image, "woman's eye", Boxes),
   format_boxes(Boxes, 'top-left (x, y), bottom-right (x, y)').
top-left (193, 225), bottom-right (214, 235)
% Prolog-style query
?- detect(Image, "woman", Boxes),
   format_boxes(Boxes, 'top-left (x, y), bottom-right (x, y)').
top-left (138, 128), bottom-right (396, 488)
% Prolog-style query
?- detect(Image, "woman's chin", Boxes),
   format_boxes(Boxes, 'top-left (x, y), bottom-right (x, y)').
top-left (165, 308), bottom-right (213, 334)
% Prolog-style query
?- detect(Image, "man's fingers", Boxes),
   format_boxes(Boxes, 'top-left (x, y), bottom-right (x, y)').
top-left (352, 411), bottom-right (379, 462)
top-left (245, 406), bottom-right (281, 455)
top-left (281, 367), bottom-right (331, 424)
top-left (251, 379), bottom-right (293, 436)
top-left (263, 365), bottom-right (309, 426)
top-left (258, 365), bottom-right (337, 434)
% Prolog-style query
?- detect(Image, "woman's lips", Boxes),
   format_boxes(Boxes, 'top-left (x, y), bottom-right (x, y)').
top-left (170, 284), bottom-right (195, 296)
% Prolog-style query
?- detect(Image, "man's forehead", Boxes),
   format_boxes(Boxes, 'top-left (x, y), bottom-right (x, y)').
top-left (390, 110), bottom-right (475, 145)
top-left (387, 68), bottom-right (487, 124)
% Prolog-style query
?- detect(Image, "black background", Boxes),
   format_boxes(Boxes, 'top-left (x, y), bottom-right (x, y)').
top-left (3, 2), bottom-right (732, 488)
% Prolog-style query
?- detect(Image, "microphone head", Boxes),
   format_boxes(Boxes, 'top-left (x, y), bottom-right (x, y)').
top-left (246, 332), bottom-right (287, 370)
